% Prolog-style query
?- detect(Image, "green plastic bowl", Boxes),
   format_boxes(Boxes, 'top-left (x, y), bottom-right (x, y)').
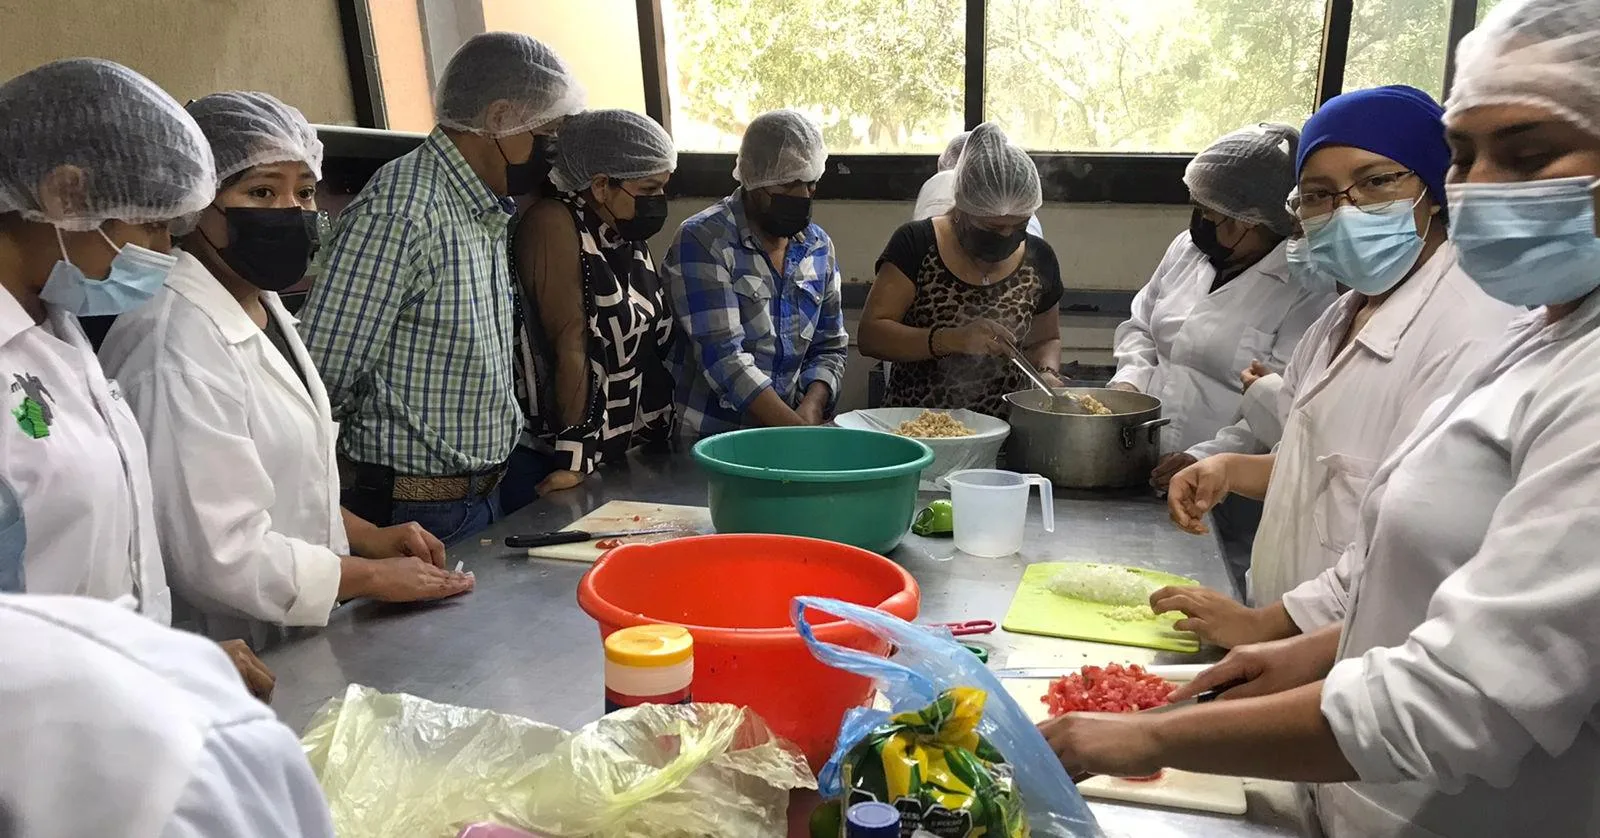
top-left (691, 427), bottom-right (935, 554)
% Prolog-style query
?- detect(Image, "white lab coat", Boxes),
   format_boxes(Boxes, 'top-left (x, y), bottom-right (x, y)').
top-left (912, 170), bottom-right (1044, 238)
top-left (1236, 372), bottom-right (1286, 449)
top-left (0, 287), bottom-right (168, 622)
top-left (100, 250), bottom-right (345, 641)
top-left (1252, 246), bottom-right (1517, 609)
top-left (0, 594), bottom-right (335, 838)
top-left (1301, 291), bottom-right (1600, 837)
top-left (1111, 233), bottom-right (1336, 455)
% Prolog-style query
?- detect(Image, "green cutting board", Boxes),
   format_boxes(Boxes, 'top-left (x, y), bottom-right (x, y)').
top-left (1002, 562), bottom-right (1202, 653)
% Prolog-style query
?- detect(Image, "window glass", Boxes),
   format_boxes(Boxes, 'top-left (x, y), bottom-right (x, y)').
top-left (660, 0), bottom-right (965, 153)
top-left (984, 0), bottom-right (1325, 153)
top-left (1342, 0), bottom-right (1451, 99)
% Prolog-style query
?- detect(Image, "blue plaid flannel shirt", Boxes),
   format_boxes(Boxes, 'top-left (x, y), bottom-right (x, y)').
top-left (662, 191), bottom-right (848, 439)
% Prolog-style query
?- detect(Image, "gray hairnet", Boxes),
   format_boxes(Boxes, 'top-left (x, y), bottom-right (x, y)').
top-left (938, 131), bottom-right (971, 171)
top-left (1184, 123), bottom-right (1299, 236)
top-left (952, 122), bottom-right (1042, 218)
top-left (0, 58), bottom-right (214, 232)
top-left (1448, 0), bottom-right (1600, 139)
top-left (187, 91), bottom-right (324, 182)
top-left (435, 32), bottom-right (586, 138)
top-left (733, 109), bottom-right (827, 190)
top-left (550, 109), bottom-right (676, 193)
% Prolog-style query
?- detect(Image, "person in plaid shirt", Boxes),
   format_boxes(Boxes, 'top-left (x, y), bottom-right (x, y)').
top-left (298, 33), bottom-right (584, 544)
top-left (662, 110), bottom-right (849, 440)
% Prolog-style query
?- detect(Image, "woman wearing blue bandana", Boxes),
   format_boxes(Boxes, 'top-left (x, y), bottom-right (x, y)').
top-left (1156, 86), bottom-right (1517, 649)
top-left (1042, 1), bottom-right (1600, 834)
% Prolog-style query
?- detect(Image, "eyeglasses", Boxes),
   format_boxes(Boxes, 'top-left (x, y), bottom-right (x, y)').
top-left (1288, 170), bottom-right (1421, 218)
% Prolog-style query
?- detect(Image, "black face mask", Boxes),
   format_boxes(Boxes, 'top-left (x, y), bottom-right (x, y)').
top-left (500, 134), bottom-right (552, 197)
top-left (1189, 208), bottom-right (1235, 269)
top-left (957, 219), bottom-right (1027, 263)
top-left (749, 191), bottom-right (813, 238)
top-left (611, 186), bottom-right (670, 241)
top-left (209, 206), bottom-right (319, 292)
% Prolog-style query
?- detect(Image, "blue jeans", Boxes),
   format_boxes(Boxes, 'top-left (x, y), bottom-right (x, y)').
top-left (499, 446), bottom-right (560, 514)
top-left (391, 493), bottom-right (503, 547)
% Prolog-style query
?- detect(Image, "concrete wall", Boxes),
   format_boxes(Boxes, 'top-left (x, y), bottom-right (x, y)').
top-left (0, 0), bottom-right (357, 124)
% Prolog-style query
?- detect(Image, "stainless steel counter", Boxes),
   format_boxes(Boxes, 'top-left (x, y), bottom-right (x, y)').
top-left (262, 452), bottom-right (1303, 838)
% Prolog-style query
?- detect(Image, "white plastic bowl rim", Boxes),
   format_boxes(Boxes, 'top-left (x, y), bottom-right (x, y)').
top-left (834, 407), bottom-right (1010, 443)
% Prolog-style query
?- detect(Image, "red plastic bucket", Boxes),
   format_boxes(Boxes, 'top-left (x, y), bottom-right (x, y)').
top-left (576, 534), bottom-right (920, 771)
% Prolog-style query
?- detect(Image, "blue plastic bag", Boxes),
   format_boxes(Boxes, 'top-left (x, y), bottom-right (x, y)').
top-left (791, 596), bottom-right (1101, 838)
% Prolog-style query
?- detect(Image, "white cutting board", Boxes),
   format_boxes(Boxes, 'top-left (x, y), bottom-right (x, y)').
top-left (1003, 677), bottom-right (1248, 816)
top-left (521, 500), bottom-right (713, 563)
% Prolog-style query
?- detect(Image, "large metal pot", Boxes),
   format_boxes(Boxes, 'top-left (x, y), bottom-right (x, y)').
top-left (1003, 388), bottom-right (1171, 489)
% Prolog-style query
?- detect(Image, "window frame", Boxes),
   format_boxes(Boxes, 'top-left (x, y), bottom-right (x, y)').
top-left (340, 0), bottom-right (1482, 203)
top-left (338, 0), bottom-right (387, 129)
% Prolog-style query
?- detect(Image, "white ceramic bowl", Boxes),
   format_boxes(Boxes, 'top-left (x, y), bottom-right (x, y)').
top-left (834, 408), bottom-right (1010, 491)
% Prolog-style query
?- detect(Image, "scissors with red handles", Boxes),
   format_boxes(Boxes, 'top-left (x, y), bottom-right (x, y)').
top-left (926, 619), bottom-right (996, 637)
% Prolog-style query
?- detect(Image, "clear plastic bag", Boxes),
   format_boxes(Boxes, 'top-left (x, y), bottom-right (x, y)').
top-left (301, 684), bottom-right (816, 838)
top-left (792, 597), bottom-right (1102, 838)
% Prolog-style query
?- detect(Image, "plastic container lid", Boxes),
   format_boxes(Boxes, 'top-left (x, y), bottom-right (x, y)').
top-left (846, 801), bottom-right (901, 838)
top-left (604, 624), bottom-right (694, 667)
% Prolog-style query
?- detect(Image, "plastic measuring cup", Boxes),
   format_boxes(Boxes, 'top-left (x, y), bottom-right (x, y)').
top-left (945, 469), bottom-right (1055, 557)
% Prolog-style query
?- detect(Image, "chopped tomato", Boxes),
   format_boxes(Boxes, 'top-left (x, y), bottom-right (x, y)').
top-left (1044, 664), bottom-right (1173, 782)
top-left (595, 538), bottom-right (623, 549)
top-left (1042, 663), bottom-right (1174, 715)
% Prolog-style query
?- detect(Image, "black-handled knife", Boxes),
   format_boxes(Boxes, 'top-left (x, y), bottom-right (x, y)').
top-left (1146, 677), bottom-right (1251, 713)
top-left (505, 525), bottom-right (683, 549)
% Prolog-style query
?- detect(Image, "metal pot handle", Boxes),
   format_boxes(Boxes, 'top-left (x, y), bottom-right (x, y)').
top-left (1121, 417), bottom-right (1172, 449)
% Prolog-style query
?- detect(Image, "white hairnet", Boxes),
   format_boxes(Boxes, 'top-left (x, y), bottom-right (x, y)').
top-left (733, 109), bottom-right (827, 190)
top-left (1448, 0), bottom-right (1600, 139)
top-left (952, 122), bottom-right (1042, 218)
top-left (938, 131), bottom-right (971, 171)
top-left (0, 58), bottom-right (214, 232)
top-left (435, 32), bottom-right (586, 138)
top-left (1183, 123), bottom-right (1299, 236)
top-left (187, 91), bottom-right (324, 183)
top-left (550, 109), bottom-right (676, 193)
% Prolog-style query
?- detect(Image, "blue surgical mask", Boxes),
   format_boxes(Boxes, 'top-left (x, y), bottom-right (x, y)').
top-left (1285, 236), bottom-right (1337, 296)
top-left (1304, 200), bottom-right (1427, 296)
top-left (1448, 176), bottom-right (1600, 308)
top-left (39, 227), bottom-right (176, 317)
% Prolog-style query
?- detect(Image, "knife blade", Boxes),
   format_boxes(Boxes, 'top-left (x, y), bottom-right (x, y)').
top-left (1142, 678), bottom-right (1250, 712)
top-left (504, 525), bottom-right (684, 549)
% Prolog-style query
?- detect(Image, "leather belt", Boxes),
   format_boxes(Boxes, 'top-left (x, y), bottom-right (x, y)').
top-left (340, 457), bottom-right (507, 504)
top-left (389, 466), bottom-right (507, 503)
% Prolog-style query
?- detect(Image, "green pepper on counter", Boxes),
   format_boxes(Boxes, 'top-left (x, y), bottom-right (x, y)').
top-left (911, 499), bottom-right (954, 537)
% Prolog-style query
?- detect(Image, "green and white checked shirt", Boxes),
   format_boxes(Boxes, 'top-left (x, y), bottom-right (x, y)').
top-left (299, 128), bottom-right (521, 476)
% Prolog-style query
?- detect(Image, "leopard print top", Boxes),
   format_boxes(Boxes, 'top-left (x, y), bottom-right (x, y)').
top-left (879, 220), bottom-right (1063, 417)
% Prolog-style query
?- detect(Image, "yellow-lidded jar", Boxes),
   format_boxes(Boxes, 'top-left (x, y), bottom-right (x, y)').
top-left (603, 625), bottom-right (694, 712)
